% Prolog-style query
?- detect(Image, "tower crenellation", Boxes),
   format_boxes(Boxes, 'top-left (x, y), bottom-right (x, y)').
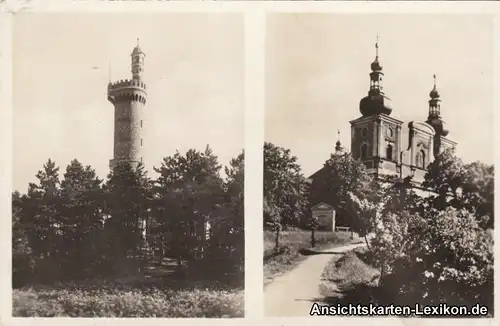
top-left (108, 39), bottom-right (147, 171)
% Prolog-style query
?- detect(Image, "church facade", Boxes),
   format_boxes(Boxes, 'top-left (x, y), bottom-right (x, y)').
top-left (307, 40), bottom-right (457, 215)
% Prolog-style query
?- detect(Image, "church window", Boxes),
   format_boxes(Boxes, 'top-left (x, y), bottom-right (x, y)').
top-left (420, 150), bottom-right (426, 169)
top-left (386, 144), bottom-right (393, 161)
top-left (361, 144), bottom-right (368, 160)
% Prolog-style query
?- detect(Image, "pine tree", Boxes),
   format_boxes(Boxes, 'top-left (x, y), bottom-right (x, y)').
top-left (153, 146), bottom-right (224, 267)
top-left (59, 159), bottom-right (104, 277)
top-left (103, 162), bottom-right (151, 273)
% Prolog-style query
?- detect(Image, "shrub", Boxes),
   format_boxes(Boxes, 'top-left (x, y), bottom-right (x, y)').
top-left (370, 206), bottom-right (494, 312)
top-left (13, 287), bottom-right (244, 318)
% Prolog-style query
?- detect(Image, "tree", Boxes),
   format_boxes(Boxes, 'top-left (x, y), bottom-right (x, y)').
top-left (16, 159), bottom-right (63, 281)
top-left (308, 152), bottom-right (374, 236)
top-left (423, 149), bottom-right (494, 228)
top-left (103, 162), bottom-right (151, 273)
top-left (25, 160), bottom-right (61, 259)
top-left (263, 142), bottom-right (308, 249)
top-left (222, 151), bottom-right (244, 259)
top-left (12, 191), bottom-right (34, 287)
top-left (153, 146), bottom-right (225, 266)
top-left (58, 159), bottom-right (104, 277)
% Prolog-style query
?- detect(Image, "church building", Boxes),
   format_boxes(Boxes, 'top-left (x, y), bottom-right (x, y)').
top-left (307, 40), bottom-right (457, 222)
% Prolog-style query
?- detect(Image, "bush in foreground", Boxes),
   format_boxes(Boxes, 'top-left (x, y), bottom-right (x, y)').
top-left (13, 287), bottom-right (244, 318)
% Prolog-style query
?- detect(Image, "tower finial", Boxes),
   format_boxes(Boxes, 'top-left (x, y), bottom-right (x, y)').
top-left (433, 74), bottom-right (437, 88)
top-left (375, 33), bottom-right (379, 58)
top-left (137, 37), bottom-right (140, 47)
top-left (337, 129), bottom-right (340, 142)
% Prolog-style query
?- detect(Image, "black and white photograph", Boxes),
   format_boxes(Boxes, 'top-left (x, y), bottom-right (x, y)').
top-left (263, 14), bottom-right (494, 317)
top-left (11, 12), bottom-right (245, 318)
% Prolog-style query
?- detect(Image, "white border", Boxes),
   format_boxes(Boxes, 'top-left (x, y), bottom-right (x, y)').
top-left (2, 1), bottom-right (500, 326)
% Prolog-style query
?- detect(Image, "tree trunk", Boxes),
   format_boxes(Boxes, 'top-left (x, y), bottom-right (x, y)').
top-left (379, 260), bottom-right (386, 287)
top-left (364, 234), bottom-right (371, 250)
top-left (274, 228), bottom-right (280, 250)
top-left (311, 229), bottom-right (316, 248)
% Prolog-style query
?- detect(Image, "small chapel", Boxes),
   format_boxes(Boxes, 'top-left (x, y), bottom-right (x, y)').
top-left (307, 39), bottom-right (457, 230)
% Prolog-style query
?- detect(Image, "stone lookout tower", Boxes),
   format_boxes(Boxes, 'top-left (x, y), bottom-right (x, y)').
top-left (107, 39), bottom-right (147, 170)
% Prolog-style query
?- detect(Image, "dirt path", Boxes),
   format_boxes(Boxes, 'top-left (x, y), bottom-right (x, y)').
top-left (264, 242), bottom-right (366, 317)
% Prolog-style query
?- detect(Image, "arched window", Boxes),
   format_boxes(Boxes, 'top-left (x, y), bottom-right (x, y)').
top-left (361, 144), bottom-right (368, 160)
top-left (415, 152), bottom-right (421, 168)
top-left (386, 144), bottom-right (393, 161)
top-left (420, 150), bottom-right (426, 169)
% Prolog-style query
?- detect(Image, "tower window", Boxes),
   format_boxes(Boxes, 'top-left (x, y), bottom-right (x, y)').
top-left (386, 144), bottom-right (393, 161)
top-left (362, 128), bottom-right (368, 137)
top-left (141, 138), bottom-right (143, 146)
top-left (361, 144), bottom-right (368, 160)
top-left (141, 120), bottom-right (143, 128)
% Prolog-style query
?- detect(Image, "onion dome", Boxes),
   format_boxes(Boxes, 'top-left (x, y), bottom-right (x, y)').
top-left (371, 57), bottom-right (382, 72)
top-left (427, 117), bottom-right (449, 137)
top-left (360, 92), bottom-right (393, 116)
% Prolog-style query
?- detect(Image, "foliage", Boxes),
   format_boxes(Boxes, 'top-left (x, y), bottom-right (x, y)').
top-left (13, 146), bottom-right (245, 296)
top-left (423, 149), bottom-right (494, 228)
top-left (365, 150), bottom-right (495, 312)
top-left (103, 162), bottom-right (151, 270)
top-left (263, 142), bottom-right (308, 248)
top-left (308, 152), bottom-right (375, 235)
top-left (58, 160), bottom-right (105, 278)
top-left (13, 286), bottom-right (244, 317)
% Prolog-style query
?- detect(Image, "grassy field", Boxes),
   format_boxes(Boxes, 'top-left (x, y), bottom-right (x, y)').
top-left (263, 230), bottom-right (354, 285)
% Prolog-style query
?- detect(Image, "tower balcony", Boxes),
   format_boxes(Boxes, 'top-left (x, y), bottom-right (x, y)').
top-left (107, 78), bottom-right (147, 105)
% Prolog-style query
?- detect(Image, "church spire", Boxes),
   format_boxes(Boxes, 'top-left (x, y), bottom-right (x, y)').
top-left (359, 34), bottom-right (393, 117)
top-left (428, 74), bottom-right (441, 118)
top-left (335, 129), bottom-right (343, 155)
top-left (369, 34), bottom-right (385, 96)
top-left (426, 74), bottom-right (448, 137)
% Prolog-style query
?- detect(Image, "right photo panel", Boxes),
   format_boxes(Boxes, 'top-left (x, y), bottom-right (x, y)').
top-left (263, 13), bottom-right (494, 318)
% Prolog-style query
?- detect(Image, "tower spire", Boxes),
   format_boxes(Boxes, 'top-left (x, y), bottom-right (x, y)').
top-left (335, 129), bottom-right (343, 154)
top-left (427, 73), bottom-right (448, 137)
top-left (131, 39), bottom-right (145, 81)
top-left (359, 35), bottom-right (393, 117)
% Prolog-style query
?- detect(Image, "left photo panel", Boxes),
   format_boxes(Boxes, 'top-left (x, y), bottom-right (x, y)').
top-left (12, 12), bottom-right (245, 318)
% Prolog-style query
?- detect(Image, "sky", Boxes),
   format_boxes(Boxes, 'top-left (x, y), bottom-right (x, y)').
top-left (13, 13), bottom-right (244, 192)
top-left (265, 14), bottom-right (494, 177)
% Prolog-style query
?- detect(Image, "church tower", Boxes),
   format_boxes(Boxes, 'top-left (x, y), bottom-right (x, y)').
top-left (425, 75), bottom-right (456, 156)
top-left (107, 39), bottom-right (147, 170)
top-left (350, 37), bottom-right (403, 178)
